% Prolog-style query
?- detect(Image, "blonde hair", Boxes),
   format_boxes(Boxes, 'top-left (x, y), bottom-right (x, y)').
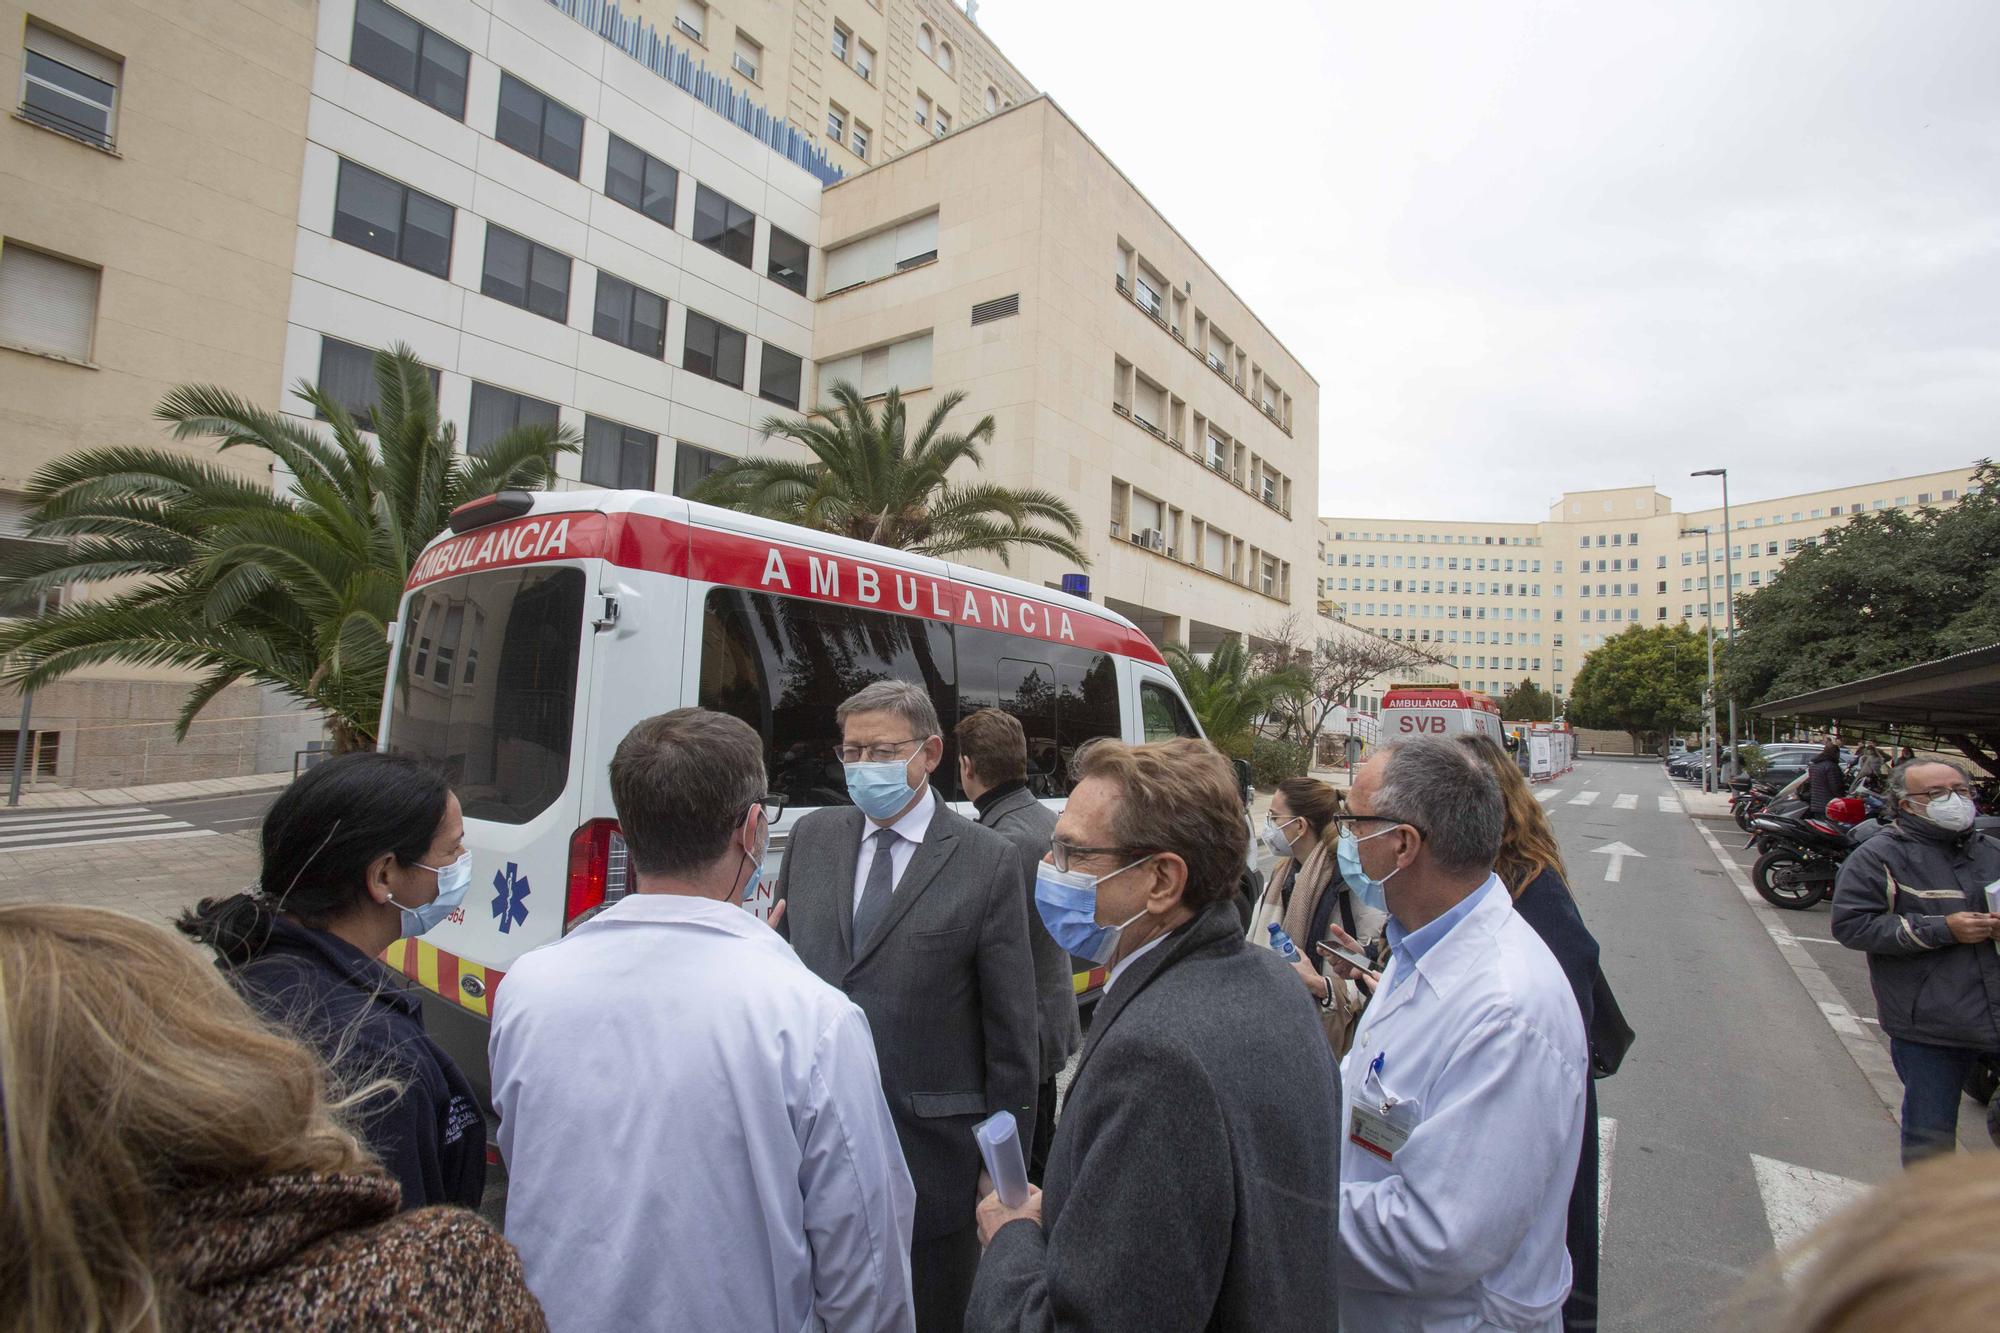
top-left (0, 904), bottom-right (379, 1333)
top-left (1735, 1153), bottom-right (2000, 1332)
top-left (1455, 736), bottom-right (1569, 896)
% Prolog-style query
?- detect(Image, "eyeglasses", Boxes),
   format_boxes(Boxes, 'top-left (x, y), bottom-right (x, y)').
top-left (1328, 812), bottom-right (1427, 837)
top-left (1910, 785), bottom-right (1972, 801)
top-left (1048, 839), bottom-right (1151, 873)
top-left (751, 794), bottom-right (788, 823)
top-left (836, 738), bottom-right (925, 764)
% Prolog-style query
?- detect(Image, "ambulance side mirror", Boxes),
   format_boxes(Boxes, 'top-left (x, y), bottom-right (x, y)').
top-left (1232, 758), bottom-right (1253, 807)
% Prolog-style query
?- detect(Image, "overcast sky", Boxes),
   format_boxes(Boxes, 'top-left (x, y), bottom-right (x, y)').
top-left (976, 0), bottom-right (2000, 522)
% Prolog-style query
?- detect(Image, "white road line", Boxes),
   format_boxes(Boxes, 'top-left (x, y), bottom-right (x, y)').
top-left (0, 819), bottom-right (189, 846)
top-left (0, 827), bottom-right (217, 854)
top-left (1535, 789), bottom-right (1560, 803)
top-left (1598, 1116), bottom-right (1619, 1240)
top-left (0, 805), bottom-right (147, 825)
top-left (1751, 1153), bottom-right (1868, 1254)
top-left (1568, 791), bottom-right (1601, 806)
top-left (1613, 793), bottom-right (1638, 810)
top-left (0, 813), bottom-right (173, 836)
top-left (1657, 796), bottom-right (1680, 814)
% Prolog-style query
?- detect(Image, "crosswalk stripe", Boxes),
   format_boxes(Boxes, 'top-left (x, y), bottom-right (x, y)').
top-left (1613, 794), bottom-right (1638, 810)
top-left (1751, 1153), bottom-right (1868, 1254)
top-left (1568, 791), bottom-right (1600, 806)
top-left (0, 827), bottom-right (217, 854)
top-left (0, 813), bottom-right (174, 836)
top-left (1658, 795), bottom-right (1680, 814)
top-left (1535, 789), bottom-right (1560, 803)
top-left (1598, 1116), bottom-right (1618, 1239)
top-left (0, 805), bottom-right (146, 825)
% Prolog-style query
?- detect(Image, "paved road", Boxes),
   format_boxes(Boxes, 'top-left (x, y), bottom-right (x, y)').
top-left (1544, 758), bottom-right (1911, 1332)
top-left (0, 790), bottom-right (275, 854)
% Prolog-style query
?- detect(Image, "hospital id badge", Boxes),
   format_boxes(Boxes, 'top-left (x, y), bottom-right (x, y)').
top-left (1350, 1100), bottom-right (1413, 1161)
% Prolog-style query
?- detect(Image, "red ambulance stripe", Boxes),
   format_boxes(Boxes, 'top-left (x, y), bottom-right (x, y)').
top-left (435, 947), bottom-right (460, 1006)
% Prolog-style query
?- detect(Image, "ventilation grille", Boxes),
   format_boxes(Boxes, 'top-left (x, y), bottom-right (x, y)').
top-left (970, 293), bottom-right (1019, 325)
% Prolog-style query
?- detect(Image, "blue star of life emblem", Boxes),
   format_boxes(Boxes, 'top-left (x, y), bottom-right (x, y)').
top-left (491, 862), bottom-right (531, 934)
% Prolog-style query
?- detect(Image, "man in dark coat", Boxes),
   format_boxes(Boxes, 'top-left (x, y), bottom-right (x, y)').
top-left (967, 737), bottom-right (1339, 1333)
top-left (955, 707), bottom-right (1080, 1183)
top-left (1832, 757), bottom-right (2000, 1164)
top-left (777, 681), bottom-right (1038, 1333)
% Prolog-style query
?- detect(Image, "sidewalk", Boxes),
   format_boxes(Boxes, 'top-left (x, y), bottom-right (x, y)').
top-left (0, 827), bottom-right (261, 927)
top-left (2, 769), bottom-right (293, 811)
top-left (1678, 787), bottom-right (1734, 818)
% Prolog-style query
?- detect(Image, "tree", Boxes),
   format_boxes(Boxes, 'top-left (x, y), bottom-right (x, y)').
top-left (1567, 623), bottom-right (1711, 750)
top-left (0, 346), bottom-right (576, 750)
top-left (1162, 638), bottom-right (1308, 750)
top-left (1498, 677), bottom-right (1556, 722)
top-left (1721, 459), bottom-right (2000, 705)
top-left (694, 382), bottom-right (1087, 567)
top-left (1252, 614), bottom-right (1451, 762)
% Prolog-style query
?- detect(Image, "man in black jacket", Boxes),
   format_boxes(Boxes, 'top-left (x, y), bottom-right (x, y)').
top-left (1831, 758), bottom-right (2000, 1164)
top-left (967, 737), bottom-right (1339, 1333)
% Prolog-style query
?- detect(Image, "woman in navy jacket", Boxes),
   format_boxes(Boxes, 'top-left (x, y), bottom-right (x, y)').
top-left (179, 752), bottom-right (485, 1212)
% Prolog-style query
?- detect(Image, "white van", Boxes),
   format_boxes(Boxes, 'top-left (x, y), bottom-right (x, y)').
top-left (1378, 687), bottom-right (1506, 745)
top-left (376, 489), bottom-right (1220, 1089)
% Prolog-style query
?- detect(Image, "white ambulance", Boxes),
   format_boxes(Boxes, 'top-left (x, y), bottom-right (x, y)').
top-left (1378, 686), bottom-right (1507, 745)
top-left (376, 489), bottom-right (1219, 1090)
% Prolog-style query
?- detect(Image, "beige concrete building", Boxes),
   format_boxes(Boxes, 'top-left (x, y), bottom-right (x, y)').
top-left (813, 96), bottom-right (1320, 652)
top-left (1322, 465), bottom-right (1985, 706)
top-left (0, 0), bottom-right (326, 789)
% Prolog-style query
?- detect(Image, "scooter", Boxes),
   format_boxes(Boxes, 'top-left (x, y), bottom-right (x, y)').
top-left (1746, 799), bottom-right (1872, 910)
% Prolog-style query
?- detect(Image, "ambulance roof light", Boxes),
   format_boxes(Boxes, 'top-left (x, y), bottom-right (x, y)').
top-left (448, 490), bottom-right (537, 534)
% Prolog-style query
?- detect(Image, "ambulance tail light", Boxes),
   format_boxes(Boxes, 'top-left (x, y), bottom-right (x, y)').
top-left (564, 819), bottom-right (630, 932)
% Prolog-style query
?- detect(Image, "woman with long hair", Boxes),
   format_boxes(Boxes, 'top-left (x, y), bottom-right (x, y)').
top-left (0, 903), bottom-right (543, 1332)
top-left (1457, 735), bottom-right (1606, 1333)
top-left (177, 752), bottom-right (484, 1212)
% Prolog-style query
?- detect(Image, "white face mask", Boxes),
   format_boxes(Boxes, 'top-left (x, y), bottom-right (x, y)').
top-left (1919, 791), bottom-right (1976, 832)
top-left (1261, 816), bottom-right (1300, 859)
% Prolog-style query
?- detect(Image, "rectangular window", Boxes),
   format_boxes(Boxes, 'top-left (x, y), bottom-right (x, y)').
top-left (673, 441), bottom-right (732, 497)
top-left (591, 271), bottom-right (667, 358)
top-left (851, 121), bottom-right (870, 160)
top-left (495, 72), bottom-right (583, 179)
top-left (674, 0), bottom-right (706, 41)
top-left (20, 21), bottom-right (120, 148)
top-left (824, 212), bottom-right (940, 291)
top-left (832, 22), bottom-right (850, 61)
top-left (682, 310), bottom-right (747, 388)
top-left (759, 343), bottom-right (803, 409)
top-left (332, 159), bottom-right (453, 277)
top-left (315, 337), bottom-right (439, 430)
top-left (466, 382), bottom-right (559, 457)
top-left (481, 224), bottom-right (570, 323)
top-left (604, 134), bottom-right (677, 228)
top-left (767, 227), bottom-right (809, 295)
top-left (732, 31), bottom-right (761, 81)
top-left (582, 415), bottom-right (658, 490)
top-left (856, 41), bottom-right (874, 81)
top-left (692, 184), bottom-right (755, 268)
top-left (935, 109), bottom-right (951, 137)
top-left (349, 0), bottom-right (467, 119)
top-left (0, 242), bottom-right (99, 361)
top-left (915, 93), bottom-right (931, 128)
top-left (817, 332), bottom-right (932, 398)
top-left (827, 102), bottom-right (846, 142)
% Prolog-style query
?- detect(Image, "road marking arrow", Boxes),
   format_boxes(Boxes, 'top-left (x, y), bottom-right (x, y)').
top-left (1592, 841), bottom-right (1646, 883)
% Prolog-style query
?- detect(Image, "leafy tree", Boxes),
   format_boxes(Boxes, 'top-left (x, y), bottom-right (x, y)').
top-left (1568, 623), bottom-right (1712, 750)
top-left (0, 346), bottom-right (576, 750)
top-left (1252, 613), bottom-right (1450, 763)
top-left (694, 382), bottom-right (1087, 567)
top-left (1163, 638), bottom-right (1309, 750)
top-left (1498, 677), bottom-right (1556, 722)
top-left (1722, 459), bottom-right (1999, 704)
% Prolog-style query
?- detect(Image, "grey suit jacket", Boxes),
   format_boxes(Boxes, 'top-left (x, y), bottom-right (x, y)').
top-left (977, 785), bottom-right (1081, 1081)
top-left (775, 792), bottom-right (1039, 1241)
top-left (967, 901), bottom-right (1341, 1333)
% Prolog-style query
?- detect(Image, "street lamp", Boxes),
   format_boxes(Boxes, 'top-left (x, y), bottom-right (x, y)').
top-left (1691, 468), bottom-right (1736, 777)
top-left (1680, 527), bottom-right (1719, 794)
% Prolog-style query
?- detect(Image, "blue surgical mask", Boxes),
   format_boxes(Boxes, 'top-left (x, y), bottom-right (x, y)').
top-left (389, 850), bottom-right (473, 939)
top-left (1336, 827), bottom-right (1400, 913)
top-left (1034, 857), bottom-right (1155, 965)
top-left (741, 811), bottom-right (772, 904)
top-left (845, 757), bottom-right (922, 822)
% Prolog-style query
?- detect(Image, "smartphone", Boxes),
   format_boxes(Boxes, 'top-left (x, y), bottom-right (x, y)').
top-left (1316, 940), bottom-right (1375, 972)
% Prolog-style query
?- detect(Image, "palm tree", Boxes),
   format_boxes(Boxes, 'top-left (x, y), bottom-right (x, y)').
top-left (693, 382), bottom-right (1087, 566)
top-left (0, 345), bottom-right (576, 751)
top-left (1164, 639), bottom-right (1309, 747)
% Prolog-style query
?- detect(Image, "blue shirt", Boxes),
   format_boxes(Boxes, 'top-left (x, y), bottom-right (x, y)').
top-left (1382, 885), bottom-right (1486, 994)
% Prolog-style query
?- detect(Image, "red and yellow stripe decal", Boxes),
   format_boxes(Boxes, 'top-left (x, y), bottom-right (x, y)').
top-left (1071, 965), bottom-right (1108, 996)
top-left (381, 938), bottom-right (506, 1019)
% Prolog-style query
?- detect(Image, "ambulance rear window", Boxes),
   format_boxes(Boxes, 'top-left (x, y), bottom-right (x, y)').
top-left (387, 567), bottom-right (586, 824)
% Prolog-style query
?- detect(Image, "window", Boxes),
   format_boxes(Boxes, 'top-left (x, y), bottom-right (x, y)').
top-left (827, 102), bottom-right (846, 141)
top-left (673, 441), bottom-right (732, 497)
top-left (582, 416), bottom-right (658, 490)
top-left (917, 22), bottom-right (934, 55)
top-left (481, 224), bottom-right (570, 322)
top-left (315, 337), bottom-right (439, 431)
top-left (333, 159), bottom-right (453, 277)
top-left (832, 22), bottom-right (850, 61)
top-left (592, 271), bottom-right (667, 358)
top-left (0, 730), bottom-right (58, 778)
top-left (818, 332), bottom-right (932, 397)
top-left (914, 92), bottom-right (931, 128)
top-left (682, 310), bottom-right (747, 387)
top-left (691, 185), bottom-right (755, 267)
top-left (604, 135), bottom-right (678, 227)
top-left (349, 0), bottom-right (467, 119)
top-left (937, 40), bottom-right (952, 73)
top-left (675, 0), bottom-right (706, 42)
top-left (851, 120), bottom-right (870, 160)
top-left (986, 85), bottom-right (999, 113)
top-left (495, 73), bottom-right (583, 179)
top-left (466, 383), bottom-right (559, 457)
top-left (767, 227), bottom-right (809, 295)
top-left (935, 108), bottom-right (951, 137)
top-left (732, 31), bottom-right (761, 81)
top-left (823, 212), bottom-right (939, 291)
top-left (855, 42), bottom-right (874, 82)
top-left (759, 343), bottom-right (803, 409)
top-left (0, 243), bottom-right (99, 361)
top-left (19, 22), bottom-right (119, 149)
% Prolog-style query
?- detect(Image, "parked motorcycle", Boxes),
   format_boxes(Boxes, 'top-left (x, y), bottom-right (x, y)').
top-left (1747, 798), bottom-right (1873, 910)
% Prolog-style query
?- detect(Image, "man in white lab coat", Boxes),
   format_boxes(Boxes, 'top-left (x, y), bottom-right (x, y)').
top-left (1326, 737), bottom-right (1587, 1331)
top-left (490, 708), bottom-right (917, 1333)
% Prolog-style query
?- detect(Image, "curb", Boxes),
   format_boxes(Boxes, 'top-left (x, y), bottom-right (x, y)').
top-left (3, 771), bottom-right (294, 812)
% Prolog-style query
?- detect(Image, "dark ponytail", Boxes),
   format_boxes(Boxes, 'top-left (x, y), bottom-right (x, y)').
top-left (177, 752), bottom-right (450, 965)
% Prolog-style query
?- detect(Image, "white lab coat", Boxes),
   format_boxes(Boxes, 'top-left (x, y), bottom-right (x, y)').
top-left (490, 892), bottom-right (917, 1333)
top-left (1337, 876), bottom-right (1587, 1332)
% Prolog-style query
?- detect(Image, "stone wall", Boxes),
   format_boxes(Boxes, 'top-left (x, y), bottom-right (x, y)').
top-left (1576, 727), bottom-right (1644, 755)
top-left (0, 679), bottom-right (324, 792)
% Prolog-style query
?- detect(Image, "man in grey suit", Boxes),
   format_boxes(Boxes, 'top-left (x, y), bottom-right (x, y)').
top-left (776, 681), bottom-right (1038, 1333)
top-left (968, 737), bottom-right (1340, 1333)
top-left (953, 708), bottom-right (1079, 1184)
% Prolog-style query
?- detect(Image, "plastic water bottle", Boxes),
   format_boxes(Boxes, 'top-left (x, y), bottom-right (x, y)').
top-left (1267, 922), bottom-right (1301, 961)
